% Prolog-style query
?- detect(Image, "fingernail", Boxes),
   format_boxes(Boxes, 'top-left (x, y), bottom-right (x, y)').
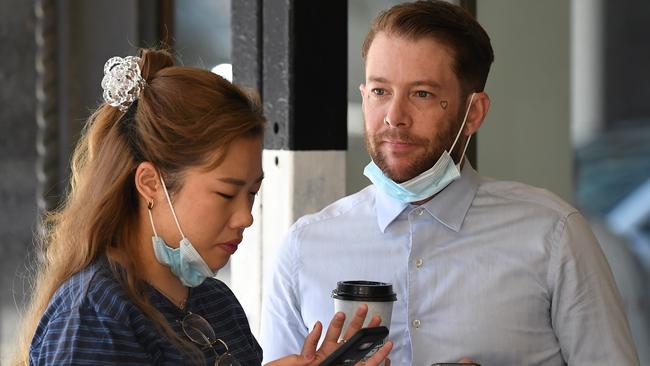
top-left (335, 312), bottom-right (345, 320)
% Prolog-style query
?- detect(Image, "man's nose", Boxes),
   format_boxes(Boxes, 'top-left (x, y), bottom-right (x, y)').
top-left (383, 95), bottom-right (410, 128)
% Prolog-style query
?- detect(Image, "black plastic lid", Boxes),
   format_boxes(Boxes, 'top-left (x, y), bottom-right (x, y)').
top-left (331, 280), bottom-right (397, 302)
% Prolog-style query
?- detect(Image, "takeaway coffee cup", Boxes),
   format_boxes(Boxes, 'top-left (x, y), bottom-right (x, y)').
top-left (332, 280), bottom-right (397, 339)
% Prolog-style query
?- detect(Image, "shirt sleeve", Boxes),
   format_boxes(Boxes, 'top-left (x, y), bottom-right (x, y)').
top-left (549, 212), bottom-right (640, 365)
top-left (30, 306), bottom-right (151, 366)
top-left (259, 227), bottom-right (310, 363)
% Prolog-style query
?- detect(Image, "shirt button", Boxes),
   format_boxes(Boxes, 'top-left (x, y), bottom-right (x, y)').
top-left (415, 258), bottom-right (423, 268)
top-left (412, 319), bottom-right (421, 328)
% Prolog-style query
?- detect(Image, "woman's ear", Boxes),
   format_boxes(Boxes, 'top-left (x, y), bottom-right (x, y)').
top-left (134, 162), bottom-right (160, 206)
top-left (464, 91), bottom-right (490, 136)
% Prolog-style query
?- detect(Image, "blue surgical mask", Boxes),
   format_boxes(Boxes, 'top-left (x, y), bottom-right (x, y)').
top-left (364, 93), bottom-right (475, 203)
top-left (147, 176), bottom-right (216, 287)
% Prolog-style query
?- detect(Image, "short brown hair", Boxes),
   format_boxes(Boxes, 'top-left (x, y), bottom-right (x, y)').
top-left (362, 0), bottom-right (494, 93)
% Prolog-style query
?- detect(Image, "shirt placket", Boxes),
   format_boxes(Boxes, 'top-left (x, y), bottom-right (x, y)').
top-left (406, 206), bottom-right (430, 364)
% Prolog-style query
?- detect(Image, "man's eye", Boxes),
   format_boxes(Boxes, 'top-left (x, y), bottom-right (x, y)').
top-left (415, 90), bottom-right (431, 98)
top-left (371, 88), bottom-right (386, 96)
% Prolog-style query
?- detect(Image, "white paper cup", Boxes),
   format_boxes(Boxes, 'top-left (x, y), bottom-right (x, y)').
top-left (332, 280), bottom-right (397, 340)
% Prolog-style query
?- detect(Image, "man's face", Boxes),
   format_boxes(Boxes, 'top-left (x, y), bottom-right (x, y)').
top-left (361, 33), bottom-right (467, 183)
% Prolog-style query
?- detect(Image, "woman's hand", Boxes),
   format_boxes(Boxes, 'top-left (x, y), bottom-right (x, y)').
top-left (266, 304), bottom-right (392, 366)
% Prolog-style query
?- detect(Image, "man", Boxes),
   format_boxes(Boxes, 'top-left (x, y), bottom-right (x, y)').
top-left (260, 1), bottom-right (639, 365)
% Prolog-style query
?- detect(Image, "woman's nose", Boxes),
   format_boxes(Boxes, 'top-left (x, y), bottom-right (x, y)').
top-left (231, 200), bottom-right (254, 229)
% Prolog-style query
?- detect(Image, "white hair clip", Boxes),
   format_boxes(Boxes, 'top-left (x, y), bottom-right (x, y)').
top-left (101, 56), bottom-right (146, 112)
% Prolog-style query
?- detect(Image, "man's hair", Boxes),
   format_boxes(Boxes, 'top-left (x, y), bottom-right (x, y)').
top-left (362, 0), bottom-right (494, 93)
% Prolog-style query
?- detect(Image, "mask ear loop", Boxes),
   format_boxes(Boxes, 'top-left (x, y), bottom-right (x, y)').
top-left (458, 134), bottom-right (472, 165)
top-left (147, 200), bottom-right (159, 237)
top-left (160, 175), bottom-right (187, 239)
top-left (450, 93), bottom-right (476, 165)
top-left (450, 92), bottom-right (476, 152)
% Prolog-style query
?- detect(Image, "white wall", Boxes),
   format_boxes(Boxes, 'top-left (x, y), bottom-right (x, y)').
top-left (476, 0), bottom-right (573, 203)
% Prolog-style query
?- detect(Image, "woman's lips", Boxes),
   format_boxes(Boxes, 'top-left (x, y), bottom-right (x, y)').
top-left (218, 239), bottom-right (241, 255)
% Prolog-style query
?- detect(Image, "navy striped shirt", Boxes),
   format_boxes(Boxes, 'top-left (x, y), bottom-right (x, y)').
top-left (29, 257), bottom-right (263, 365)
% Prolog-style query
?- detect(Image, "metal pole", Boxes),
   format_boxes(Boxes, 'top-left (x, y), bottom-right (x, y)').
top-left (35, 0), bottom-right (60, 220)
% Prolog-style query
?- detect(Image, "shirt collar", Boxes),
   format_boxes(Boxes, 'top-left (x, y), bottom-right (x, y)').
top-left (375, 185), bottom-right (409, 233)
top-left (374, 161), bottom-right (480, 233)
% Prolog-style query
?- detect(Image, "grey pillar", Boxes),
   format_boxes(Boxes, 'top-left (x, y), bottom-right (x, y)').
top-left (229, 0), bottom-right (348, 336)
top-left (35, 0), bottom-right (61, 217)
top-left (0, 0), bottom-right (38, 361)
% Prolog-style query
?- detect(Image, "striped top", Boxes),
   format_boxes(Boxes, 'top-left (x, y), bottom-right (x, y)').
top-left (30, 257), bottom-right (263, 365)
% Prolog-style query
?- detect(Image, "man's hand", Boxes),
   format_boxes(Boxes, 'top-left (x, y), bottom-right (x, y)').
top-left (457, 358), bottom-right (478, 364)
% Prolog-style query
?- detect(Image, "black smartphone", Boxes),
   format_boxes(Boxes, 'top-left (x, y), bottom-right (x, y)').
top-left (431, 363), bottom-right (481, 366)
top-left (319, 326), bottom-right (389, 366)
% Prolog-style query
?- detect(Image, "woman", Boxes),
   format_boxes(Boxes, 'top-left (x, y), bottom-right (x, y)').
top-left (16, 49), bottom-right (391, 365)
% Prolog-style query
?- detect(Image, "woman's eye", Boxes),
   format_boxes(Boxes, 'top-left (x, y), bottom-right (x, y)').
top-left (217, 192), bottom-right (234, 200)
top-left (415, 90), bottom-right (431, 98)
top-left (246, 191), bottom-right (259, 207)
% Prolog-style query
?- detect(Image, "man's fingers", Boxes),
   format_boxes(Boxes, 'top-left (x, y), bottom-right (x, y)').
top-left (457, 358), bottom-right (479, 364)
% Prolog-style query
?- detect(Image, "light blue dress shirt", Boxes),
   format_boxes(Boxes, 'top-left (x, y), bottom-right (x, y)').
top-left (260, 163), bottom-right (639, 365)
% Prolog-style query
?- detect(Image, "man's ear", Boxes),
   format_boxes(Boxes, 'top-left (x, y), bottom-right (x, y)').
top-left (464, 91), bottom-right (490, 136)
top-left (359, 84), bottom-right (367, 105)
top-left (134, 161), bottom-right (161, 206)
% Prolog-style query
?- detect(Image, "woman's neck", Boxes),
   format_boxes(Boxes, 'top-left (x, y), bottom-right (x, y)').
top-left (135, 215), bottom-right (189, 310)
top-left (141, 247), bottom-right (189, 310)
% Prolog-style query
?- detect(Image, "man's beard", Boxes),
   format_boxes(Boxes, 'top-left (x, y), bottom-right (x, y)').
top-left (365, 109), bottom-right (464, 183)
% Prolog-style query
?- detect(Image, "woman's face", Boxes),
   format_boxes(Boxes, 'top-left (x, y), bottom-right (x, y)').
top-left (154, 136), bottom-right (263, 271)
